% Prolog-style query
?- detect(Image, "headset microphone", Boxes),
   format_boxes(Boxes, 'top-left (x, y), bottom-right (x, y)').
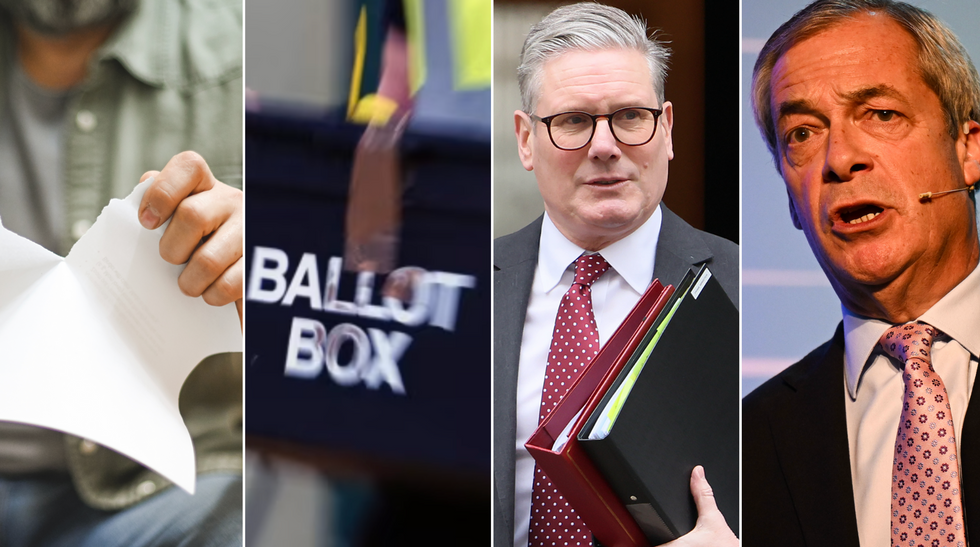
top-left (919, 131), bottom-right (980, 201)
top-left (919, 184), bottom-right (976, 201)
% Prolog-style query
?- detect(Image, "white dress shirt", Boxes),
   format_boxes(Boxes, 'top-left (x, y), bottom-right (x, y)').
top-left (844, 264), bottom-right (980, 547)
top-left (512, 207), bottom-right (662, 547)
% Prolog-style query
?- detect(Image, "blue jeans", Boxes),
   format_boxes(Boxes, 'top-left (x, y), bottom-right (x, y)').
top-left (0, 472), bottom-right (242, 547)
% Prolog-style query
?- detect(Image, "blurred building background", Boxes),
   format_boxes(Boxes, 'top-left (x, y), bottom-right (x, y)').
top-left (246, 1), bottom-right (352, 111)
top-left (741, 0), bottom-right (980, 395)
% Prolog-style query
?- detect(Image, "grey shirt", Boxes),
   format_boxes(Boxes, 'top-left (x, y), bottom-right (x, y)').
top-left (0, 60), bottom-right (73, 253)
top-left (0, 54), bottom-right (76, 474)
top-left (0, 0), bottom-right (243, 508)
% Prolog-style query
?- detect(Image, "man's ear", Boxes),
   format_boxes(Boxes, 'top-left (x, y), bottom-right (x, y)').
top-left (787, 189), bottom-right (803, 230)
top-left (960, 120), bottom-right (980, 187)
top-left (660, 101), bottom-right (674, 161)
top-left (515, 110), bottom-right (534, 171)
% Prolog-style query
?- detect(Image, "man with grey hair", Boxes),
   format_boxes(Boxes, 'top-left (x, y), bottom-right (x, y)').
top-left (494, 3), bottom-right (738, 546)
top-left (743, 0), bottom-right (980, 544)
top-left (0, 0), bottom-right (242, 545)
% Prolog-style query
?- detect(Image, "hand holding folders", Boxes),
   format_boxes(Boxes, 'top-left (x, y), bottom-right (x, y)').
top-left (526, 266), bottom-right (738, 547)
top-left (658, 466), bottom-right (737, 547)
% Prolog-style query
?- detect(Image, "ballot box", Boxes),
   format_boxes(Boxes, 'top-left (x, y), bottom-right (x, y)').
top-left (244, 109), bottom-right (489, 477)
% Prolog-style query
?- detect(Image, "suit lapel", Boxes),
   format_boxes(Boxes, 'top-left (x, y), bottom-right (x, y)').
top-left (961, 360), bottom-right (980, 542)
top-left (770, 325), bottom-right (861, 546)
top-left (652, 207), bottom-right (713, 289)
top-left (493, 218), bottom-right (542, 543)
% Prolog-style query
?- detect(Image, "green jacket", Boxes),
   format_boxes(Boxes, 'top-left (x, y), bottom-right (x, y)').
top-left (0, 0), bottom-right (243, 510)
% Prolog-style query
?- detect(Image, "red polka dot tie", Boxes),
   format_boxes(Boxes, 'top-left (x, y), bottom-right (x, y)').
top-left (879, 322), bottom-right (965, 547)
top-left (528, 253), bottom-right (610, 547)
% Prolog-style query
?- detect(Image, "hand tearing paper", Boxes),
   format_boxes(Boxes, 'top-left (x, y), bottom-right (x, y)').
top-left (0, 180), bottom-right (242, 494)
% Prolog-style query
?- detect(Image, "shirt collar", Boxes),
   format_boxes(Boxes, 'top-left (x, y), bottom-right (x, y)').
top-left (843, 262), bottom-right (980, 399)
top-left (537, 206), bottom-right (661, 294)
top-left (96, 0), bottom-right (241, 91)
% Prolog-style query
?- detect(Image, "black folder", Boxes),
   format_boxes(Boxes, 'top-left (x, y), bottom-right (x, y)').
top-left (577, 265), bottom-right (739, 544)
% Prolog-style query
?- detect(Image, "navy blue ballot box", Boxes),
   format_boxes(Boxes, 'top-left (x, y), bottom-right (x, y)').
top-left (245, 109), bottom-right (489, 478)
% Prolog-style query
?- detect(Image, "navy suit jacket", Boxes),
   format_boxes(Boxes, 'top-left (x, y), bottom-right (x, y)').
top-left (492, 206), bottom-right (738, 546)
top-left (743, 324), bottom-right (980, 545)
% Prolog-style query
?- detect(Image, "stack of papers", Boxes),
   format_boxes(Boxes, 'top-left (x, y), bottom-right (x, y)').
top-left (0, 181), bottom-right (241, 493)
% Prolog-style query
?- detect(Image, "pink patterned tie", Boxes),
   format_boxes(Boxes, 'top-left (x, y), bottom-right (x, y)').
top-left (528, 253), bottom-right (610, 547)
top-left (879, 322), bottom-right (965, 547)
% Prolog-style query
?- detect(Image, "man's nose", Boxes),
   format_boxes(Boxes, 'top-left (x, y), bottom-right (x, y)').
top-left (822, 125), bottom-right (872, 182)
top-left (588, 117), bottom-right (622, 160)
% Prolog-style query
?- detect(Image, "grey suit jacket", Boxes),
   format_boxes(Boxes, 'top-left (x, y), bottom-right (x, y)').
top-left (492, 206), bottom-right (738, 546)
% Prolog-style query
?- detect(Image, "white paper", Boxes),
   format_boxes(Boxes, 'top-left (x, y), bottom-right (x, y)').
top-left (551, 406), bottom-right (585, 453)
top-left (0, 180), bottom-right (242, 494)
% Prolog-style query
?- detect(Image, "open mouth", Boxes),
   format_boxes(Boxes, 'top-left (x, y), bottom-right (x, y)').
top-left (839, 204), bottom-right (883, 225)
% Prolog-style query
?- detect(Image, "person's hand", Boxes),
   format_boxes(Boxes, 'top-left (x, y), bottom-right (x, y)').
top-left (660, 466), bottom-right (737, 547)
top-left (138, 151), bottom-right (243, 329)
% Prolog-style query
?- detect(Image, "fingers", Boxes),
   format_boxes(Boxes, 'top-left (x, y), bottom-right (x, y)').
top-left (141, 152), bottom-right (244, 316)
top-left (173, 216), bottom-right (243, 300)
top-left (199, 255), bottom-right (243, 306)
top-left (690, 465), bottom-right (719, 518)
top-left (139, 151), bottom-right (216, 230)
top-left (162, 184), bottom-right (243, 301)
top-left (656, 467), bottom-right (736, 547)
top-left (158, 183), bottom-right (240, 265)
top-left (690, 466), bottom-right (738, 545)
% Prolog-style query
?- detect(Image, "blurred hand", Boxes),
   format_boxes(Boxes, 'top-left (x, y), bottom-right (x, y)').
top-left (660, 466), bottom-right (737, 547)
top-left (138, 151), bottom-right (243, 328)
top-left (344, 112), bottom-right (409, 274)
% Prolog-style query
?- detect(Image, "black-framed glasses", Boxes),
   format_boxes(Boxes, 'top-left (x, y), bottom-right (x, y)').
top-left (529, 106), bottom-right (663, 151)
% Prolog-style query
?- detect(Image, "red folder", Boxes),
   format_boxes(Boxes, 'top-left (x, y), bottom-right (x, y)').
top-left (525, 279), bottom-right (674, 547)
